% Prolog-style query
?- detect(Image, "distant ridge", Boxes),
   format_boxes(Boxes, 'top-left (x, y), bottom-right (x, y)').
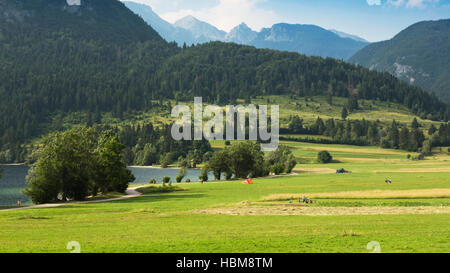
top-left (123, 1), bottom-right (369, 59)
top-left (329, 29), bottom-right (369, 43)
top-left (350, 19), bottom-right (450, 103)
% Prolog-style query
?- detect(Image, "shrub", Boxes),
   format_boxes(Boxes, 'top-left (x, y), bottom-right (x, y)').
top-left (178, 157), bottom-right (189, 168)
top-left (225, 172), bottom-right (233, 180)
top-left (176, 167), bottom-right (187, 183)
top-left (162, 176), bottom-right (171, 183)
top-left (266, 145), bottom-right (297, 174)
top-left (199, 167), bottom-right (209, 182)
top-left (422, 140), bottom-right (432, 156)
top-left (271, 163), bottom-right (285, 175)
top-left (318, 151), bottom-right (333, 164)
top-left (202, 151), bottom-right (213, 162)
top-left (160, 154), bottom-right (171, 168)
top-left (149, 178), bottom-right (156, 184)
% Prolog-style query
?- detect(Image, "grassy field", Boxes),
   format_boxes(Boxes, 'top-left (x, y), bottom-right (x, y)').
top-left (0, 140), bottom-right (449, 253)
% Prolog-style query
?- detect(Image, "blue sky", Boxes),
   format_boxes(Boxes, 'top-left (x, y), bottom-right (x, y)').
top-left (124, 0), bottom-right (450, 42)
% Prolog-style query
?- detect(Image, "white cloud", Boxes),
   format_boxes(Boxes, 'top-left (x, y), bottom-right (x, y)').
top-left (406, 0), bottom-right (439, 8)
top-left (367, 0), bottom-right (382, 6)
top-left (385, 0), bottom-right (440, 8)
top-left (386, 0), bottom-right (405, 6)
top-left (159, 0), bottom-right (280, 32)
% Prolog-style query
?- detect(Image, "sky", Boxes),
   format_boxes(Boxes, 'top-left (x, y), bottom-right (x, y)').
top-left (123, 0), bottom-right (450, 42)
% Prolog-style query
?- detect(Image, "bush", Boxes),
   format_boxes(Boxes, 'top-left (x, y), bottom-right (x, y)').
top-left (138, 185), bottom-right (183, 194)
top-left (422, 140), bottom-right (432, 155)
top-left (271, 163), bottom-right (285, 175)
top-left (149, 178), bottom-right (156, 184)
top-left (178, 157), bottom-right (189, 168)
top-left (225, 172), bottom-right (233, 180)
top-left (162, 176), bottom-right (171, 183)
top-left (199, 167), bottom-right (209, 182)
top-left (176, 167), bottom-right (187, 183)
top-left (202, 151), bottom-right (213, 162)
top-left (266, 145), bottom-right (297, 174)
top-left (160, 154), bottom-right (171, 168)
top-left (318, 151), bottom-right (333, 164)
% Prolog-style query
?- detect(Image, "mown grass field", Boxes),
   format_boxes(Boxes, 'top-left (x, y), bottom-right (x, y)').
top-left (0, 140), bottom-right (449, 253)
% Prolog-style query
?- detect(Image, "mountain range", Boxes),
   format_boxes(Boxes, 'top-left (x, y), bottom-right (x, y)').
top-left (123, 1), bottom-right (369, 60)
top-left (350, 19), bottom-right (450, 103)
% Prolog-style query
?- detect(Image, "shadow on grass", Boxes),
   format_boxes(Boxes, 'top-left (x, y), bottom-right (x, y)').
top-left (46, 193), bottom-right (207, 209)
top-left (117, 193), bottom-right (206, 204)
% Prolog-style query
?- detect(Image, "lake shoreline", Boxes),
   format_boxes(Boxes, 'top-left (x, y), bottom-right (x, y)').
top-left (128, 165), bottom-right (201, 170)
top-left (0, 163), bottom-right (26, 166)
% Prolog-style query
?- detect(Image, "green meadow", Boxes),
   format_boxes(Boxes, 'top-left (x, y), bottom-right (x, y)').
top-left (0, 140), bottom-right (449, 253)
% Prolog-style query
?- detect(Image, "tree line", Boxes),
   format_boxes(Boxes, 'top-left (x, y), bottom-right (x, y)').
top-left (116, 123), bottom-right (212, 167)
top-left (286, 115), bottom-right (450, 153)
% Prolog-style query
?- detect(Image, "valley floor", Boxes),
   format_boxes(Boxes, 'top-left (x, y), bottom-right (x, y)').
top-left (0, 141), bottom-right (449, 253)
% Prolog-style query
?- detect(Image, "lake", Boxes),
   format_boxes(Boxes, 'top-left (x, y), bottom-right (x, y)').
top-left (0, 165), bottom-right (210, 206)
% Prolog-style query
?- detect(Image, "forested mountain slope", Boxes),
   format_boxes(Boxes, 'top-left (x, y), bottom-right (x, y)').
top-left (0, 0), bottom-right (179, 147)
top-left (155, 42), bottom-right (449, 119)
top-left (350, 20), bottom-right (450, 103)
top-left (0, 0), bottom-right (448, 163)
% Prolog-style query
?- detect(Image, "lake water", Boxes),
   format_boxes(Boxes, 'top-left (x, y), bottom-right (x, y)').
top-left (0, 165), bottom-right (209, 206)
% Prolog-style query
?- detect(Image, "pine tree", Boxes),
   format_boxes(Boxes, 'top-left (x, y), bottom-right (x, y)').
top-left (399, 127), bottom-right (410, 150)
top-left (411, 118), bottom-right (420, 129)
top-left (341, 107), bottom-right (348, 120)
top-left (347, 96), bottom-right (359, 112)
top-left (428, 124), bottom-right (437, 135)
top-left (388, 120), bottom-right (400, 149)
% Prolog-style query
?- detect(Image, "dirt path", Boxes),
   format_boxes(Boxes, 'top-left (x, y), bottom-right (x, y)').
top-left (0, 187), bottom-right (142, 212)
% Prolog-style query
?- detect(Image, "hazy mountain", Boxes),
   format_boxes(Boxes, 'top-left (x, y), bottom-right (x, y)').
top-left (249, 23), bottom-right (369, 60)
top-left (174, 15), bottom-right (226, 43)
top-left (123, 1), bottom-right (196, 45)
top-left (123, 2), bottom-right (368, 59)
top-left (225, 23), bottom-right (258, 44)
top-left (329, 29), bottom-right (368, 43)
top-left (350, 19), bottom-right (450, 103)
